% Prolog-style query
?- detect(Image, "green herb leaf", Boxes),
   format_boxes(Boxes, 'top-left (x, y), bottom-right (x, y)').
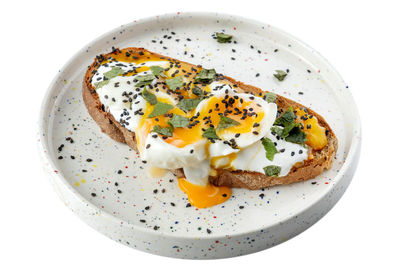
top-left (195, 69), bottom-right (216, 83)
top-left (217, 115), bottom-right (240, 131)
top-left (165, 76), bottom-right (183, 91)
top-left (142, 88), bottom-right (157, 105)
top-left (135, 73), bottom-right (156, 87)
top-left (150, 66), bottom-right (166, 77)
top-left (202, 127), bottom-right (220, 140)
top-left (273, 70), bottom-right (287, 81)
top-left (271, 126), bottom-right (284, 137)
top-left (94, 80), bottom-right (110, 89)
top-left (285, 126), bottom-right (307, 144)
top-left (192, 86), bottom-right (204, 96)
top-left (216, 32), bottom-right (233, 43)
top-left (261, 137), bottom-right (278, 161)
top-left (263, 165), bottom-right (281, 177)
top-left (151, 125), bottom-right (173, 137)
top-left (177, 98), bottom-right (202, 112)
top-left (264, 92), bottom-right (277, 103)
top-left (273, 107), bottom-right (307, 145)
top-left (147, 102), bottom-right (174, 118)
top-left (274, 107), bottom-right (296, 127)
top-left (104, 67), bottom-right (125, 80)
top-left (168, 114), bottom-right (189, 128)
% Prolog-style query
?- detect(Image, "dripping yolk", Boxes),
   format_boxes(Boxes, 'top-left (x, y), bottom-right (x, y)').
top-left (178, 178), bottom-right (231, 208)
top-left (295, 108), bottom-right (327, 150)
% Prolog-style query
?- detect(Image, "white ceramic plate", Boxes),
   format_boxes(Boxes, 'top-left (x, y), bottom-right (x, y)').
top-left (38, 12), bottom-right (361, 259)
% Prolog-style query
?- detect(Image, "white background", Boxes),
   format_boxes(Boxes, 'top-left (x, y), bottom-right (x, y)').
top-left (1, 0), bottom-right (399, 266)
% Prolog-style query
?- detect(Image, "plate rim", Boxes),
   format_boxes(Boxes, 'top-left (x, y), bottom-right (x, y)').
top-left (38, 11), bottom-right (361, 241)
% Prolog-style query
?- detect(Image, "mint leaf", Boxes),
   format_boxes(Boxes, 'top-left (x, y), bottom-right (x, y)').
top-left (273, 107), bottom-right (307, 145)
top-left (263, 165), bottom-right (281, 177)
top-left (168, 114), bottom-right (189, 128)
top-left (177, 98), bottom-right (202, 112)
top-left (264, 92), bottom-right (277, 103)
top-left (135, 73), bottom-right (156, 87)
top-left (192, 86), bottom-right (204, 96)
top-left (274, 107), bottom-right (296, 127)
top-left (273, 70), bottom-right (287, 81)
top-left (94, 80), bottom-right (110, 89)
top-left (216, 32), bottom-right (233, 43)
top-left (195, 69), bottom-right (216, 83)
top-left (151, 125), bottom-right (173, 137)
top-left (271, 126), bottom-right (284, 137)
top-left (104, 67), bottom-right (125, 80)
top-left (142, 88), bottom-right (157, 105)
top-left (285, 126), bottom-right (307, 144)
top-left (217, 115), bottom-right (240, 131)
top-left (150, 66), bottom-right (166, 77)
top-left (261, 137), bottom-right (278, 161)
top-left (202, 127), bottom-right (219, 140)
top-left (166, 76), bottom-right (183, 91)
top-left (147, 102), bottom-right (174, 118)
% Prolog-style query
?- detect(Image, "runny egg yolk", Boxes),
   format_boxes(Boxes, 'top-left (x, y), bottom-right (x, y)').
top-left (137, 93), bottom-right (265, 151)
top-left (295, 108), bottom-right (327, 150)
top-left (178, 178), bottom-right (232, 208)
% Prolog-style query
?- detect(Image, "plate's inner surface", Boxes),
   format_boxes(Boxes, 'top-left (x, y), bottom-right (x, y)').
top-left (46, 14), bottom-right (349, 237)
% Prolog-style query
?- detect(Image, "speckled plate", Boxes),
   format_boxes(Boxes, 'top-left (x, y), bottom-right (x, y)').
top-left (38, 12), bottom-right (361, 259)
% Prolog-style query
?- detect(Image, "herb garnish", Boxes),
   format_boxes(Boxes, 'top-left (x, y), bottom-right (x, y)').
top-left (217, 115), bottom-right (240, 131)
top-left (273, 107), bottom-right (307, 144)
top-left (95, 67), bottom-right (125, 89)
top-left (177, 98), bottom-right (202, 112)
top-left (142, 88), bottom-right (157, 105)
top-left (94, 80), bottom-right (110, 89)
top-left (135, 74), bottom-right (156, 87)
top-left (151, 125), bottom-right (173, 137)
top-left (168, 114), bottom-right (189, 128)
top-left (261, 137), bottom-right (278, 161)
top-left (273, 70), bottom-right (287, 81)
top-left (263, 165), bottom-right (281, 177)
top-left (285, 126), bottom-right (307, 144)
top-left (202, 127), bottom-right (220, 140)
top-left (192, 86), bottom-right (204, 96)
top-left (150, 66), bottom-right (166, 77)
top-left (104, 67), bottom-right (125, 80)
top-left (165, 76), bottom-right (183, 91)
top-left (195, 69), bottom-right (216, 83)
top-left (264, 92), bottom-right (277, 103)
top-left (147, 102), bottom-right (174, 118)
top-left (216, 32), bottom-right (233, 43)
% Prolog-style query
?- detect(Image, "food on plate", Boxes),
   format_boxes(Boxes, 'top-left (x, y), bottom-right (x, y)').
top-left (82, 47), bottom-right (338, 208)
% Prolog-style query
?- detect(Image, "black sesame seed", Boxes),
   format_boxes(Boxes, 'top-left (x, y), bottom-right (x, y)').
top-left (170, 202), bottom-right (176, 207)
top-left (86, 158), bottom-right (92, 162)
top-left (140, 219), bottom-right (146, 223)
top-left (153, 226), bottom-right (159, 230)
top-left (153, 189), bottom-right (158, 194)
top-left (186, 203), bottom-right (192, 208)
top-left (114, 182), bottom-right (119, 186)
top-left (291, 151), bottom-right (295, 156)
top-left (239, 206), bottom-right (244, 209)
top-left (207, 229), bottom-right (212, 234)
top-left (58, 156), bottom-right (63, 160)
top-left (222, 193), bottom-right (227, 197)
top-left (145, 206), bottom-right (150, 210)
top-left (91, 193), bottom-right (96, 197)
top-left (117, 189), bottom-right (122, 194)
top-left (117, 170), bottom-right (122, 174)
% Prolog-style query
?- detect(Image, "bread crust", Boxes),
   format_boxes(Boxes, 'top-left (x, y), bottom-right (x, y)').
top-left (82, 47), bottom-right (338, 190)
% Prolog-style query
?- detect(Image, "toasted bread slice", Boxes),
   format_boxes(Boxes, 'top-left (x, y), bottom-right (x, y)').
top-left (82, 47), bottom-right (338, 190)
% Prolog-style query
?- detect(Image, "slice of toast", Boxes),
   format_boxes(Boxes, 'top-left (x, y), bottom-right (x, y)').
top-left (82, 47), bottom-right (338, 190)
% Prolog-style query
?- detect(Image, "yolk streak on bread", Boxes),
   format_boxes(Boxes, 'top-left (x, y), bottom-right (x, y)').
top-left (295, 108), bottom-right (327, 150)
top-left (178, 178), bottom-right (231, 208)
